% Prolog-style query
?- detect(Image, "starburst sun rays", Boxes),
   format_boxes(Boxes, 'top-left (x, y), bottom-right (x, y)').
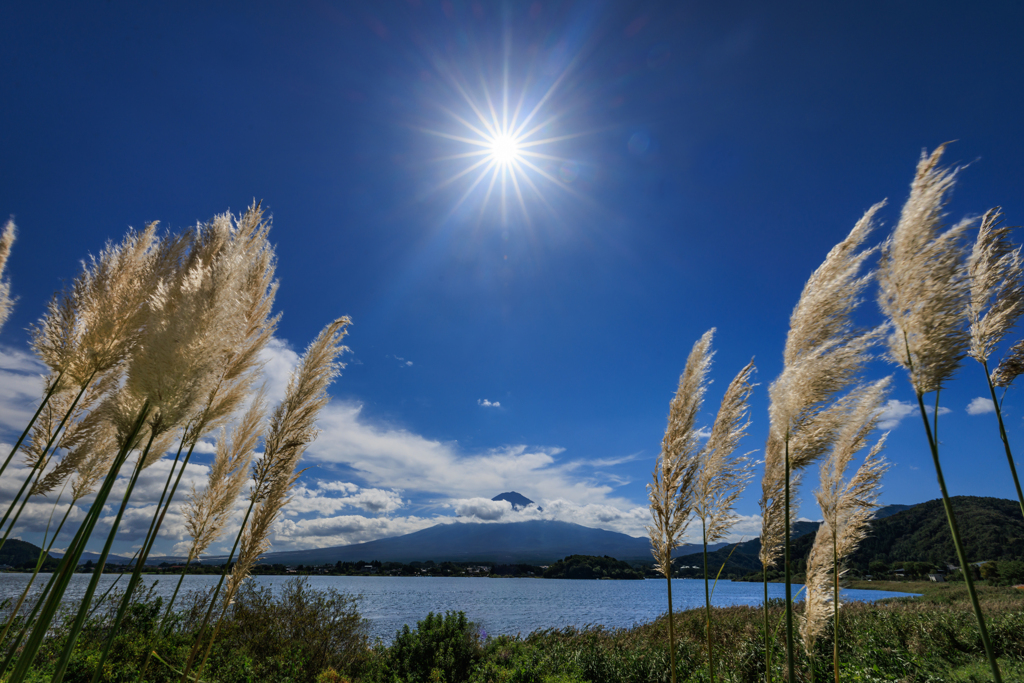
top-left (419, 65), bottom-right (590, 227)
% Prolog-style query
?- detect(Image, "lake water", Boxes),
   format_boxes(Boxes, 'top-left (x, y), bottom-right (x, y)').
top-left (0, 574), bottom-right (918, 642)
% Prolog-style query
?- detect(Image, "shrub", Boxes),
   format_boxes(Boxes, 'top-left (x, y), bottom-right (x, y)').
top-left (369, 611), bottom-right (482, 683)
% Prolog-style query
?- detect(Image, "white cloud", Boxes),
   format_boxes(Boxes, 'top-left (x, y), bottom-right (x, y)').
top-left (0, 347), bottom-right (46, 433)
top-left (695, 426), bottom-right (712, 439)
top-left (478, 399), bottom-right (501, 408)
top-left (453, 497), bottom-right (513, 520)
top-left (966, 397), bottom-right (996, 416)
top-left (877, 399), bottom-right (950, 430)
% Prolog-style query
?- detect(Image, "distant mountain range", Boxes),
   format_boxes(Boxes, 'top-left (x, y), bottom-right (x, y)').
top-left (28, 496), bottom-right (1022, 572)
top-left (251, 519), bottom-right (725, 566)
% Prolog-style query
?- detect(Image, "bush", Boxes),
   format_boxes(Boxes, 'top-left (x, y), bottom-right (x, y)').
top-left (368, 611), bottom-right (482, 683)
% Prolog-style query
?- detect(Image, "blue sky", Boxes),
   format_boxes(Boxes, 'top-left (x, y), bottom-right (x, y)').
top-left (3, 1), bottom-right (1024, 556)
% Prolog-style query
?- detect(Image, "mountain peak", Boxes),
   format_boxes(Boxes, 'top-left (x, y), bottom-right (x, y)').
top-left (492, 491), bottom-right (539, 511)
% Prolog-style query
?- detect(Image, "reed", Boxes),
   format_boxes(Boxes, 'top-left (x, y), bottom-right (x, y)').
top-left (181, 316), bottom-right (351, 682)
top-left (877, 144), bottom-right (1002, 682)
top-left (966, 207), bottom-right (1024, 520)
top-left (693, 358), bottom-right (755, 682)
top-left (759, 204), bottom-right (883, 682)
top-left (648, 329), bottom-right (711, 683)
top-left (800, 379), bottom-right (890, 682)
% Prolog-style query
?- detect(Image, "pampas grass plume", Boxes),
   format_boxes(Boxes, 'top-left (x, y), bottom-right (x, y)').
top-left (184, 389), bottom-right (267, 560)
top-left (648, 329), bottom-right (712, 577)
top-left (0, 218), bottom-right (16, 332)
top-left (968, 208), bottom-right (1024, 365)
top-left (877, 144), bottom-right (971, 393)
top-left (224, 317), bottom-right (351, 607)
top-left (695, 359), bottom-right (756, 544)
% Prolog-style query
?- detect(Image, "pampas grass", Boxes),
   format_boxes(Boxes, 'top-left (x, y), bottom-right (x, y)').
top-left (693, 357), bottom-right (755, 683)
top-left (801, 378), bottom-right (890, 683)
top-left (877, 144), bottom-right (1003, 682)
top-left (759, 205), bottom-right (883, 683)
top-left (966, 208), bottom-right (1024, 520)
top-left (184, 316), bottom-right (351, 682)
top-left (648, 329), bottom-right (711, 683)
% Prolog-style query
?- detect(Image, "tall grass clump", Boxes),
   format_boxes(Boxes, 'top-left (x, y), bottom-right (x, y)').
top-left (0, 206), bottom-right (348, 683)
top-left (759, 204), bottom-right (883, 683)
top-left (692, 356), bottom-right (755, 682)
top-left (648, 329), bottom-right (710, 683)
top-left (800, 378), bottom-right (889, 683)
top-left (966, 207), bottom-right (1024, 520)
top-left (181, 315), bottom-right (351, 682)
top-left (876, 144), bottom-right (1002, 681)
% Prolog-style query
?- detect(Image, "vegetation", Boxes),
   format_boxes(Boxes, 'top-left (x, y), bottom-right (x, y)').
top-left (0, 206), bottom-right (350, 683)
top-left (542, 556), bottom-right (643, 580)
top-left (4, 578), bottom-right (1024, 682)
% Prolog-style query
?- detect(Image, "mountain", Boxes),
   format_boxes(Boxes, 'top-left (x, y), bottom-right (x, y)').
top-left (874, 504), bottom-right (913, 519)
top-left (807, 496), bottom-right (1024, 571)
top-left (674, 520), bottom-right (822, 577)
top-left (699, 496), bottom-right (1024, 579)
top-left (254, 520), bottom-right (722, 566)
top-left (492, 491), bottom-right (540, 511)
top-left (0, 539), bottom-right (58, 569)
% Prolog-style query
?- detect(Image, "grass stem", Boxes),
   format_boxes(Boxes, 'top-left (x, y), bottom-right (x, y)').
top-left (915, 391), bottom-right (1002, 683)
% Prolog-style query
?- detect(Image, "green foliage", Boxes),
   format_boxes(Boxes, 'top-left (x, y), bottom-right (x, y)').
top-left (541, 556), bottom-right (644, 580)
top-left (16, 577), bottom-right (368, 683)
top-left (367, 611), bottom-right (482, 683)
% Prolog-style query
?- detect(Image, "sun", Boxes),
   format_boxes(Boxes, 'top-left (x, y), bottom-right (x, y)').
top-left (416, 58), bottom-right (590, 227)
top-left (489, 132), bottom-right (521, 165)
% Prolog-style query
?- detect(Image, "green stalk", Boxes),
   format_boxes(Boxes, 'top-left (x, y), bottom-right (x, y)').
top-left (915, 391), bottom-right (1002, 683)
top-left (0, 495), bottom-right (73, 647)
top-left (832, 528), bottom-right (839, 683)
top-left (5, 403), bottom-right (149, 683)
top-left (783, 432), bottom-right (795, 683)
top-left (982, 360), bottom-right (1024, 520)
top-left (90, 438), bottom-right (197, 683)
top-left (135, 553), bottom-right (194, 682)
top-left (0, 454), bottom-right (54, 550)
top-left (84, 549), bottom-right (141, 621)
top-left (702, 520), bottom-right (715, 683)
top-left (178, 495), bottom-right (259, 683)
top-left (763, 564), bottom-right (771, 683)
top-left (48, 432), bottom-right (156, 683)
top-left (0, 375), bottom-right (93, 551)
top-left (0, 370), bottom-right (64, 481)
top-left (666, 569), bottom-right (677, 683)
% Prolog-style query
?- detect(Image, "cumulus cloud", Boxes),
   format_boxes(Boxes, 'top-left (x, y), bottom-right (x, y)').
top-left (478, 399), bottom-right (501, 408)
top-left (966, 397), bottom-right (996, 415)
top-left (877, 399), bottom-right (950, 430)
top-left (453, 497), bottom-right (513, 520)
top-left (695, 426), bottom-right (712, 439)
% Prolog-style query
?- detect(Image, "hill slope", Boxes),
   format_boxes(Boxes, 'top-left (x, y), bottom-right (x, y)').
top-left (693, 496), bottom-right (1024, 579)
top-left (0, 539), bottom-right (57, 568)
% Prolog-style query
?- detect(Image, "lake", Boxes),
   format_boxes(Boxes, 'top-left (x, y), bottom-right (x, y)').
top-left (0, 574), bottom-right (918, 642)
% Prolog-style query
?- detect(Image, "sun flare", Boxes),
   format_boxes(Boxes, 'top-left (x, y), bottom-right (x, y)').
top-left (489, 133), bottom-right (521, 165)
top-left (417, 58), bottom-right (590, 227)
